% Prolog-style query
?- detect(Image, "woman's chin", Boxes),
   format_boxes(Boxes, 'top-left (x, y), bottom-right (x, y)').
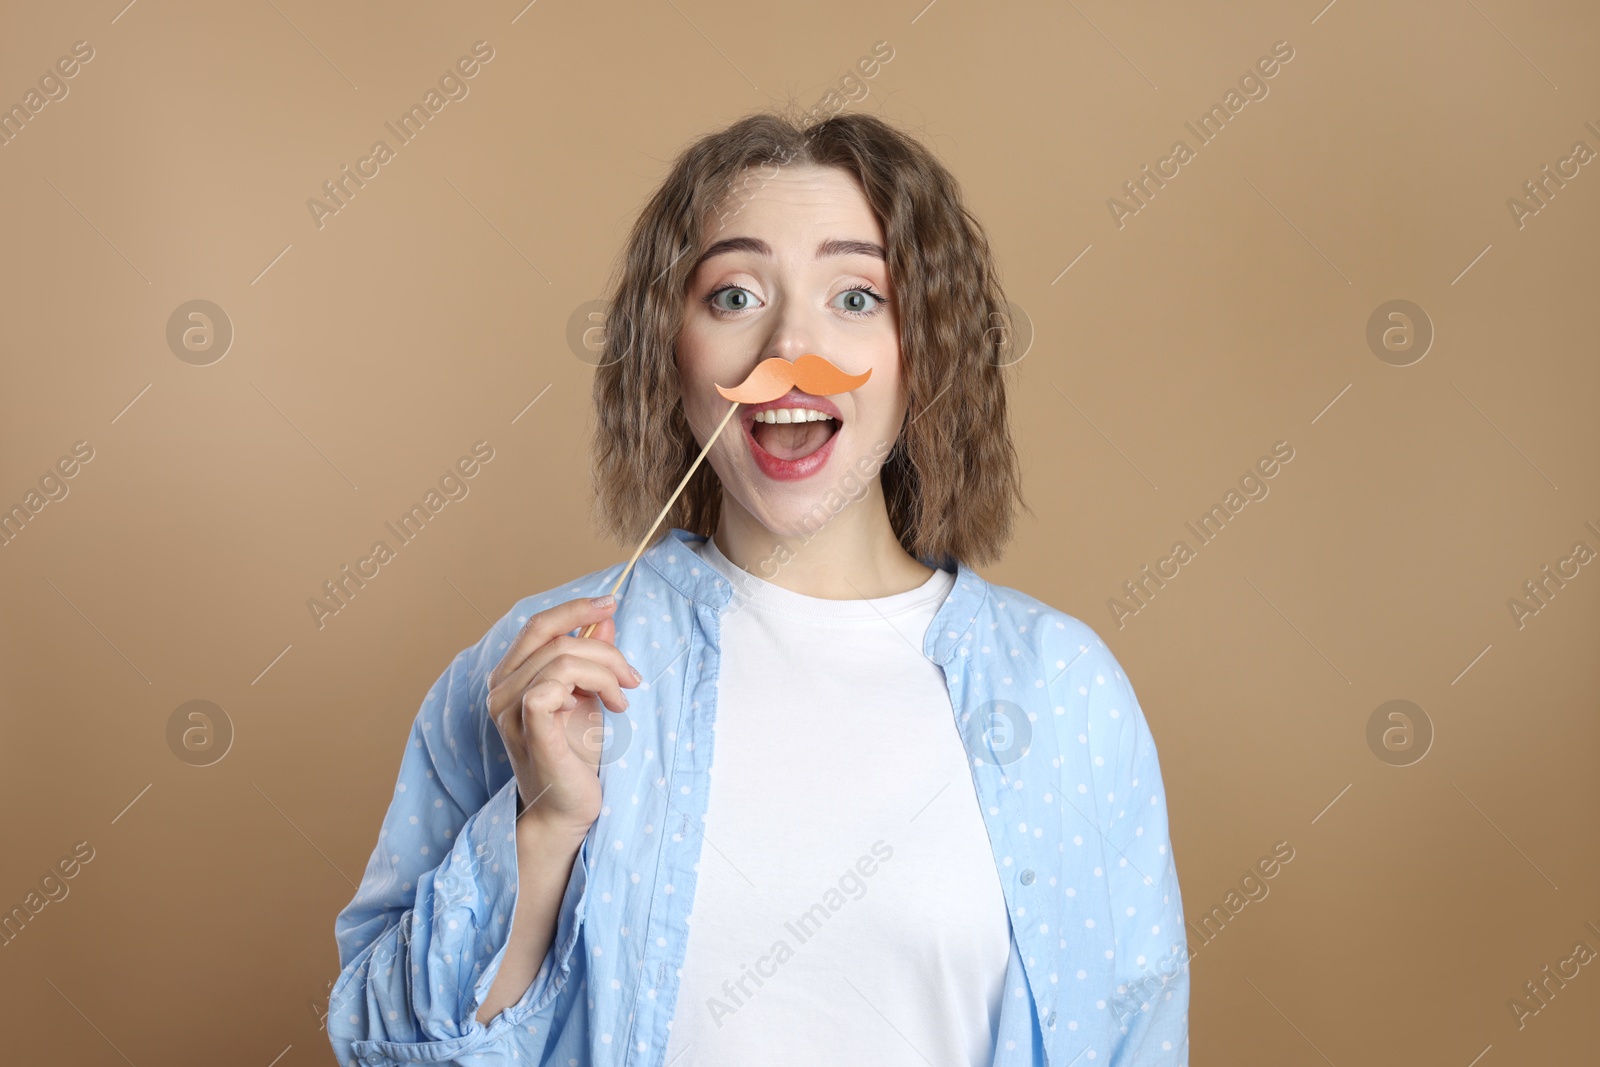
top-left (730, 491), bottom-right (861, 546)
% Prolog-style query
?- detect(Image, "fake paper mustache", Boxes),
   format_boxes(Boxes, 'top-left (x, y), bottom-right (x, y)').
top-left (715, 353), bottom-right (872, 404)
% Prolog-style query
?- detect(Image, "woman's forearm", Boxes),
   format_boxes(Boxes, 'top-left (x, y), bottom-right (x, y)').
top-left (475, 813), bottom-right (589, 1024)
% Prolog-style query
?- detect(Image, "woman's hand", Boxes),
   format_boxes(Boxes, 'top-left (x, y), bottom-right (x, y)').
top-left (487, 595), bottom-right (640, 839)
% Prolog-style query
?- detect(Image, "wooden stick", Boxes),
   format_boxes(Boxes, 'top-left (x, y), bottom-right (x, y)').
top-left (580, 400), bottom-right (741, 639)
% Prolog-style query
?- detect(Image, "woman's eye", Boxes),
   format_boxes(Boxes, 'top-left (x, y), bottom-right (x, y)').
top-left (833, 288), bottom-right (883, 315)
top-left (709, 287), bottom-right (756, 312)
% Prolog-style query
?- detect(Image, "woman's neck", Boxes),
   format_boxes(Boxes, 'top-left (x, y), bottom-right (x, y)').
top-left (711, 485), bottom-right (935, 600)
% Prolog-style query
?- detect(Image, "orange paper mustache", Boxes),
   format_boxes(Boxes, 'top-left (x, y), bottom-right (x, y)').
top-left (715, 354), bottom-right (872, 404)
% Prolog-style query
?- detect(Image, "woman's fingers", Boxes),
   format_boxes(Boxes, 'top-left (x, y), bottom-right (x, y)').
top-left (588, 614), bottom-right (617, 646)
top-left (530, 653), bottom-right (631, 715)
top-left (518, 678), bottom-right (586, 752)
top-left (488, 633), bottom-right (639, 722)
top-left (490, 595), bottom-right (619, 688)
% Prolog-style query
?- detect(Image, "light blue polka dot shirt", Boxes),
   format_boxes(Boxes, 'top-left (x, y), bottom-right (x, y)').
top-left (328, 527), bottom-right (1190, 1066)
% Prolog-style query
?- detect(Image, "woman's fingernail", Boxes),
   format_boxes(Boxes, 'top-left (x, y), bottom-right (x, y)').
top-left (631, 667), bottom-right (642, 683)
top-left (591, 594), bottom-right (614, 608)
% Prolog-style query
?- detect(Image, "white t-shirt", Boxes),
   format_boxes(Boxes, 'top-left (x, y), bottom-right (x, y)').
top-left (663, 535), bottom-right (1012, 1065)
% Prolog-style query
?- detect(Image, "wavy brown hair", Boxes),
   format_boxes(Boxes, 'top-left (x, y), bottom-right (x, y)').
top-left (590, 109), bottom-right (1025, 567)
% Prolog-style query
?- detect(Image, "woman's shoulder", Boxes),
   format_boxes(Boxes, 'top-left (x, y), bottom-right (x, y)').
top-left (970, 574), bottom-right (1108, 653)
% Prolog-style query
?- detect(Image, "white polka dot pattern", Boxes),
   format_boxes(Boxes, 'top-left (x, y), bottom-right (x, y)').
top-left (326, 528), bottom-right (1190, 1066)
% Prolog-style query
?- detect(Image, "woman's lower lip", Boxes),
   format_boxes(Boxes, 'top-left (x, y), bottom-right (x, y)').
top-left (742, 419), bottom-right (839, 481)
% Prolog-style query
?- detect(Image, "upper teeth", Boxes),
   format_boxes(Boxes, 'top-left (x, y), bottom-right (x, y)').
top-left (754, 408), bottom-right (835, 424)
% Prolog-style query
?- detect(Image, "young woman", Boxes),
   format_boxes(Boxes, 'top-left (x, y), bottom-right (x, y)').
top-left (329, 111), bottom-right (1189, 1067)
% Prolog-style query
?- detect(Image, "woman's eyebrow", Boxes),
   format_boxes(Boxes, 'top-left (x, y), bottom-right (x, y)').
top-left (815, 237), bottom-right (885, 260)
top-left (692, 236), bottom-right (886, 270)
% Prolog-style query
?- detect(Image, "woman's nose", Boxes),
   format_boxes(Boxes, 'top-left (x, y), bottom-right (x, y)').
top-left (758, 294), bottom-right (818, 365)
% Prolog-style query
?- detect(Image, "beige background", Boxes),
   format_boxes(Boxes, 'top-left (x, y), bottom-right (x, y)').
top-left (2, 0), bottom-right (1597, 1063)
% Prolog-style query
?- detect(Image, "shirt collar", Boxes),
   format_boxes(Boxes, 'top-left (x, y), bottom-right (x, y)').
top-left (638, 527), bottom-right (989, 665)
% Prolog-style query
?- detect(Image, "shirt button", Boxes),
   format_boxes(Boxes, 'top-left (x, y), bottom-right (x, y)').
top-left (1045, 1010), bottom-right (1057, 1027)
top-left (1020, 868), bottom-right (1035, 885)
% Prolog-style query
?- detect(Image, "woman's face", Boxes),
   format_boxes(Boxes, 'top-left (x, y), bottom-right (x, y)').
top-left (676, 163), bottom-right (903, 540)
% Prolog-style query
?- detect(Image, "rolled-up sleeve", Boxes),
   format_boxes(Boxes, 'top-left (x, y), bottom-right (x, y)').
top-left (326, 609), bottom-right (593, 1067)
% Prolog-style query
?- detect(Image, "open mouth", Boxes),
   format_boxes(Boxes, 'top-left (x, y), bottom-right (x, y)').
top-left (750, 408), bottom-right (840, 460)
top-left (742, 393), bottom-right (843, 480)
